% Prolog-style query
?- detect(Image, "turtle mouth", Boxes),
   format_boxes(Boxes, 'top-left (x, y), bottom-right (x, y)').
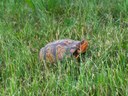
top-left (73, 40), bottom-right (88, 58)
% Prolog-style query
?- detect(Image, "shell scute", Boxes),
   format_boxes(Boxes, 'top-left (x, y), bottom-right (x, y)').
top-left (56, 45), bottom-right (66, 60)
top-left (45, 47), bottom-right (55, 63)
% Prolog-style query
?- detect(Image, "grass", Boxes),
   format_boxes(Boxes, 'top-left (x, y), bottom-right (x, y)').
top-left (0, 0), bottom-right (128, 95)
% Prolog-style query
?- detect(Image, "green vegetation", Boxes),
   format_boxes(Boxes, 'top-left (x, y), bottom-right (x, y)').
top-left (0, 0), bottom-right (128, 95)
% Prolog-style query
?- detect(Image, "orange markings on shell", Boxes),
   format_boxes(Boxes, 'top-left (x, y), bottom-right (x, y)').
top-left (63, 40), bottom-right (73, 45)
top-left (56, 45), bottom-right (66, 60)
top-left (46, 47), bottom-right (55, 63)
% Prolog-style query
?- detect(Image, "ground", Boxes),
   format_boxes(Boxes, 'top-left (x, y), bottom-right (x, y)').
top-left (0, 0), bottom-right (128, 95)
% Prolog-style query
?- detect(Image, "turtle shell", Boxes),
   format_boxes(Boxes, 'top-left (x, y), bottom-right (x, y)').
top-left (39, 39), bottom-right (88, 63)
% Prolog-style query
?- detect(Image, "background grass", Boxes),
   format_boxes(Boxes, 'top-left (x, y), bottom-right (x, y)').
top-left (0, 0), bottom-right (128, 95)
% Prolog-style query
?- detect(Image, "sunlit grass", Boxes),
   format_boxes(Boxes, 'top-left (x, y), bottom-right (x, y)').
top-left (0, 0), bottom-right (128, 95)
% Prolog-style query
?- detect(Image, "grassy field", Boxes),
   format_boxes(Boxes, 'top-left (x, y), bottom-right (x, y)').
top-left (0, 0), bottom-right (128, 95)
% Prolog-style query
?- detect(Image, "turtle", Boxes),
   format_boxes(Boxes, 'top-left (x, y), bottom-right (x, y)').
top-left (39, 39), bottom-right (88, 63)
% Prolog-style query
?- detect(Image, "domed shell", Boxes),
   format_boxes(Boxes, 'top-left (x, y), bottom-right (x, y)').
top-left (39, 39), bottom-right (88, 63)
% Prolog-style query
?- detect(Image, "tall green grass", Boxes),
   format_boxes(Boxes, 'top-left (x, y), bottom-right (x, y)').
top-left (0, 0), bottom-right (128, 95)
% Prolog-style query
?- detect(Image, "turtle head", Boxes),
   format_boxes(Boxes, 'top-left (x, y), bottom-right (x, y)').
top-left (73, 40), bottom-right (88, 58)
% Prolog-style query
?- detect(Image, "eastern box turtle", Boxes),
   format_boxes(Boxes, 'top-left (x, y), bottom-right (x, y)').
top-left (39, 39), bottom-right (88, 63)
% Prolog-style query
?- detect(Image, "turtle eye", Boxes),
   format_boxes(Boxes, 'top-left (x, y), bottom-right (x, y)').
top-left (81, 41), bottom-right (84, 44)
top-left (80, 40), bottom-right (85, 45)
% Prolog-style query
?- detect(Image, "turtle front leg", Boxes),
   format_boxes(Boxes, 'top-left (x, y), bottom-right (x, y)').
top-left (73, 50), bottom-right (79, 59)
